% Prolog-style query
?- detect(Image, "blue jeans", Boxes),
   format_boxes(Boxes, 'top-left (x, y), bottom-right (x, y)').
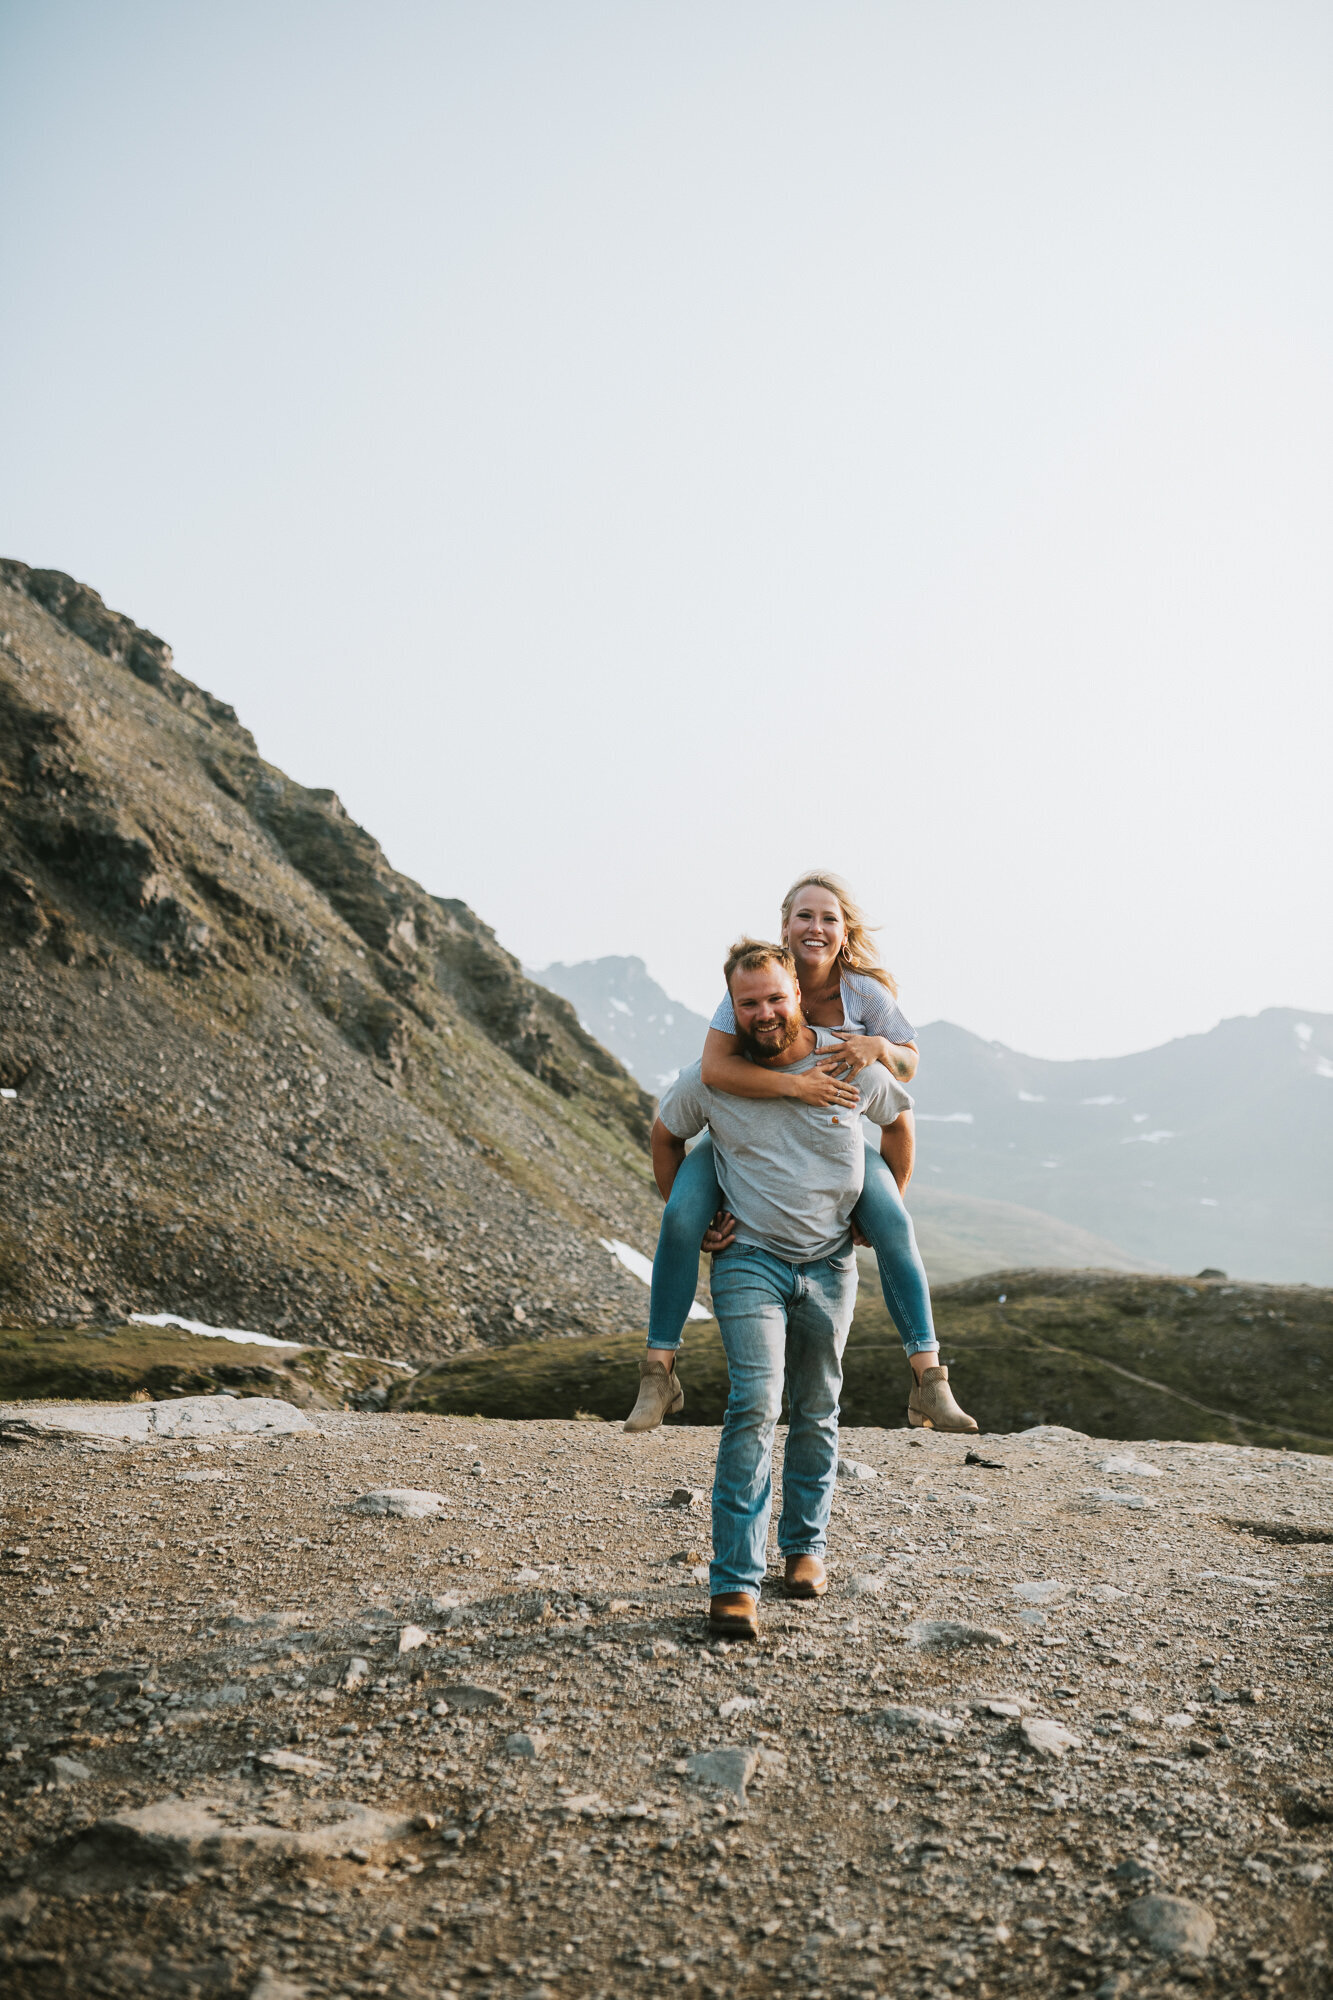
top-left (708, 1244), bottom-right (857, 1597)
top-left (647, 1135), bottom-right (937, 1358)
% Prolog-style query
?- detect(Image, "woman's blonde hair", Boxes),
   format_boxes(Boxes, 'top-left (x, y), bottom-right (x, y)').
top-left (779, 870), bottom-right (898, 997)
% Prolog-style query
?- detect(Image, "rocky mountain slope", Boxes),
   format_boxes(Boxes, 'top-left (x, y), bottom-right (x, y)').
top-left (0, 561), bottom-right (667, 1356)
top-left (1, 1403), bottom-right (1331, 1998)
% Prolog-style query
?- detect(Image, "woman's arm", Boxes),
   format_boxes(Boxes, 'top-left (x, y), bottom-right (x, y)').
top-left (699, 1028), bottom-right (858, 1108)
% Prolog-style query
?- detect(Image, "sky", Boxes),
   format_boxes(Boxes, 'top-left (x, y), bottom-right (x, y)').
top-left (2, 1), bottom-right (1330, 1058)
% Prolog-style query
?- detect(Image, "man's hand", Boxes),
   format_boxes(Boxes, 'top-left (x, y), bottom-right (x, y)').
top-left (701, 1208), bottom-right (737, 1255)
top-left (849, 1218), bottom-right (871, 1247)
top-left (788, 1067), bottom-right (859, 1109)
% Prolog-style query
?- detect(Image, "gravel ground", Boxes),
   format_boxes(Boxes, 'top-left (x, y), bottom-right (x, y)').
top-left (2, 1410), bottom-right (1332, 2000)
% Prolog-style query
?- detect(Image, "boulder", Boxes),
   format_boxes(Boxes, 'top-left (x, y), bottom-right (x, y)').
top-left (0, 1395), bottom-right (311, 1443)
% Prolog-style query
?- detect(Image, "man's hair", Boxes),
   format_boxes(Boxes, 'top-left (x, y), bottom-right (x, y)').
top-left (723, 936), bottom-right (798, 994)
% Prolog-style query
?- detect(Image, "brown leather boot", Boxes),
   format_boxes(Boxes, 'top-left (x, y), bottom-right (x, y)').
top-left (708, 1592), bottom-right (759, 1640)
top-left (782, 1554), bottom-right (827, 1599)
top-left (623, 1354), bottom-right (685, 1433)
top-left (908, 1363), bottom-right (978, 1433)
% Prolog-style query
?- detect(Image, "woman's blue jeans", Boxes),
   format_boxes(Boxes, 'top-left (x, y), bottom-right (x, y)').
top-left (646, 1134), bottom-right (937, 1358)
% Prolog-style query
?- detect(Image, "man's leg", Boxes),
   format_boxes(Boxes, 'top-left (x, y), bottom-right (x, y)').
top-left (776, 1251), bottom-right (857, 1580)
top-left (707, 1248), bottom-right (792, 1614)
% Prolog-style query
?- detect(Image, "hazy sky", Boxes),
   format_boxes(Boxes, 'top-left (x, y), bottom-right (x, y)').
top-left (3, 2), bottom-right (1330, 1057)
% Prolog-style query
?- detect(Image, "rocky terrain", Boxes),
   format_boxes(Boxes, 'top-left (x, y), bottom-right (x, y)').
top-left (0, 561), bottom-right (670, 1357)
top-left (1, 1402), bottom-right (1331, 2000)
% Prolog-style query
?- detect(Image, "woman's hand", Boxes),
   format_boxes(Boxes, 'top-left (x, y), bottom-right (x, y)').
top-left (814, 1032), bottom-right (884, 1079)
top-left (702, 1208), bottom-right (737, 1254)
top-left (787, 1067), bottom-right (860, 1109)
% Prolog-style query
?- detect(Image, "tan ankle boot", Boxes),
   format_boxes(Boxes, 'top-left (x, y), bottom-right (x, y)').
top-left (908, 1364), bottom-right (978, 1433)
top-left (623, 1354), bottom-right (684, 1433)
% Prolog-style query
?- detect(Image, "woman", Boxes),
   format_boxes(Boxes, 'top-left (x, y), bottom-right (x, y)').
top-left (624, 871), bottom-right (977, 1434)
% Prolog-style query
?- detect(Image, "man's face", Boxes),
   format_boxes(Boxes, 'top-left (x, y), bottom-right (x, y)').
top-left (730, 961), bottom-right (805, 1061)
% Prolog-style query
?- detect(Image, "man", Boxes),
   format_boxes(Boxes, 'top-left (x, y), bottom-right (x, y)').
top-left (648, 937), bottom-right (913, 1641)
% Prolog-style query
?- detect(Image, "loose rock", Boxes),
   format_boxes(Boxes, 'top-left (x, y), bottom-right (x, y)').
top-left (47, 1755), bottom-right (91, 1787)
top-left (905, 1619), bottom-right (1012, 1650)
top-left (1125, 1893), bottom-right (1217, 1961)
top-left (1011, 1580), bottom-right (1069, 1604)
top-left (438, 1683), bottom-right (505, 1713)
top-left (869, 1704), bottom-right (963, 1741)
top-left (686, 1746), bottom-right (761, 1799)
top-left (350, 1488), bottom-right (446, 1518)
top-left (1019, 1716), bottom-right (1080, 1758)
top-left (846, 1572), bottom-right (886, 1595)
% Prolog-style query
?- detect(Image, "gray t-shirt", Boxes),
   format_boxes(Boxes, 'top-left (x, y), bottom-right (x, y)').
top-left (709, 968), bottom-right (915, 1046)
top-left (657, 1027), bottom-right (912, 1264)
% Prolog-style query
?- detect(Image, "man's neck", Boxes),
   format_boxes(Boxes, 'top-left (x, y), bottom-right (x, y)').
top-left (755, 1024), bottom-right (818, 1071)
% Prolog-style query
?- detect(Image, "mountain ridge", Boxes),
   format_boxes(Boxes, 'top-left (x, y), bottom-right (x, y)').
top-left (537, 955), bottom-right (1332, 1284)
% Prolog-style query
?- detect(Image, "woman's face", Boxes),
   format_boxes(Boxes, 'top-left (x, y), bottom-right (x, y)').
top-left (783, 885), bottom-right (847, 966)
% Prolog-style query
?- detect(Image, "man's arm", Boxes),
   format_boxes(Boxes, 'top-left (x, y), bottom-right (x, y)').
top-left (879, 1109), bottom-right (915, 1193)
top-left (651, 1118), bottom-right (689, 1202)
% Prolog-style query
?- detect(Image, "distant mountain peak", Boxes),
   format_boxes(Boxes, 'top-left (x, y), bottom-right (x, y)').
top-left (530, 956), bottom-right (711, 1090)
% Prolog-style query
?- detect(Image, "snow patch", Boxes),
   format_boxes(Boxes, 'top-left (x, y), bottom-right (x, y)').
top-left (1295, 1022), bottom-right (1313, 1044)
top-left (1081, 1094), bottom-right (1124, 1105)
top-left (1316, 1057), bottom-right (1333, 1081)
top-left (1123, 1129), bottom-right (1175, 1145)
top-left (1016, 1091), bottom-right (1044, 1103)
top-left (917, 1111), bottom-right (974, 1124)
top-left (130, 1312), bottom-right (299, 1351)
top-left (599, 1238), bottom-right (711, 1321)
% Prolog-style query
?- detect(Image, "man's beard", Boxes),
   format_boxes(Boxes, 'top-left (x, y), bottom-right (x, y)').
top-left (736, 1011), bottom-right (805, 1063)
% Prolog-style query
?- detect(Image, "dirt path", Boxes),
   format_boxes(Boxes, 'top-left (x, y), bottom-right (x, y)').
top-left (1, 1409), bottom-right (1331, 1998)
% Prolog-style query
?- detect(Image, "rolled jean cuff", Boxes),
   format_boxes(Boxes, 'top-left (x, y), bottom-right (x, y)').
top-left (903, 1335), bottom-right (940, 1358)
top-left (645, 1339), bottom-right (681, 1352)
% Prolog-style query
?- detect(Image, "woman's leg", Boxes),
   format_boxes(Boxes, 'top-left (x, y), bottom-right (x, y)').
top-left (855, 1145), bottom-right (978, 1431)
top-left (646, 1135), bottom-right (721, 1352)
top-left (853, 1144), bottom-right (938, 1362)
